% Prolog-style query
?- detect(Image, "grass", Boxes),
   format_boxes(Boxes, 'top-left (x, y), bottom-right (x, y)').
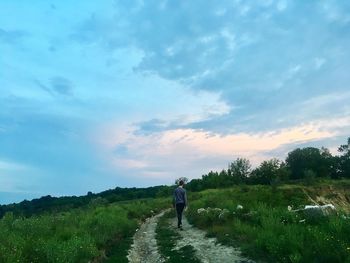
top-left (103, 235), bottom-right (132, 263)
top-left (0, 198), bottom-right (169, 263)
top-left (186, 182), bottom-right (350, 263)
top-left (156, 211), bottom-right (200, 263)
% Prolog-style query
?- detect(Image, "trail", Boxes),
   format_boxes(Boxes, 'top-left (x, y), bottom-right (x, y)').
top-left (127, 209), bottom-right (253, 263)
top-left (127, 210), bottom-right (166, 263)
top-left (170, 216), bottom-right (253, 263)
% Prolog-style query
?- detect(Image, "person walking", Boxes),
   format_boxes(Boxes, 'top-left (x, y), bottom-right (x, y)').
top-left (173, 180), bottom-right (187, 230)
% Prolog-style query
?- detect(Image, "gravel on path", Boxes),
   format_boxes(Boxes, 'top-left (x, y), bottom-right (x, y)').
top-left (127, 210), bottom-right (167, 263)
top-left (170, 216), bottom-right (254, 263)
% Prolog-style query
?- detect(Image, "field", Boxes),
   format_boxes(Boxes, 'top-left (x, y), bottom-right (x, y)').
top-left (186, 180), bottom-right (350, 262)
top-left (0, 180), bottom-right (350, 262)
top-left (0, 198), bottom-right (168, 263)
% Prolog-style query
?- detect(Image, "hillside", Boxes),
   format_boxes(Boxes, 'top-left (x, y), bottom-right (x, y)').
top-left (186, 180), bottom-right (350, 262)
top-left (0, 180), bottom-right (349, 262)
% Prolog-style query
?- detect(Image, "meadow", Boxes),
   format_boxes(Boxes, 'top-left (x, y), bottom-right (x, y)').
top-left (0, 198), bottom-right (169, 263)
top-left (186, 181), bottom-right (350, 263)
top-left (1, 179), bottom-right (350, 262)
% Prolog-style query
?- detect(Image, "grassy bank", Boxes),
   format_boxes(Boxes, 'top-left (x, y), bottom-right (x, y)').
top-left (0, 198), bottom-right (168, 263)
top-left (186, 181), bottom-right (350, 262)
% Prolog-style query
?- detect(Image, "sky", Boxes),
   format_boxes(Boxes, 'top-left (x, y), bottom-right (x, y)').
top-left (1, 0), bottom-right (350, 204)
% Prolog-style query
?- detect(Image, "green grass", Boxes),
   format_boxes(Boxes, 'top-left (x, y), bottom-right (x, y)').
top-left (156, 211), bottom-right (200, 263)
top-left (186, 182), bottom-right (350, 263)
top-left (0, 198), bottom-right (169, 263)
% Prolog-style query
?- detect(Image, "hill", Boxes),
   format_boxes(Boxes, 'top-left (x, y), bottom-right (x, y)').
top-left (186, 180), bottom-right (350, 262)
top-left (0, 179), bottom-right (349, 262)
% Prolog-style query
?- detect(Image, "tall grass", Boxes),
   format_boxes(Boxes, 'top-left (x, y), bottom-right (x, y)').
top-left (186, 185), bottom-right (350, 262)
top-left (0, 198), bottom-right (169, 262)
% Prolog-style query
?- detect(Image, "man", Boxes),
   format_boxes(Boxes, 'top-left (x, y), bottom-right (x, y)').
top-left (173, 180), bottom-right (187, 230)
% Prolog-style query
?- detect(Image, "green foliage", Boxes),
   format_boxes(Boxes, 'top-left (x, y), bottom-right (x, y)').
top-left (186, 138), bottom-right (350, 192)
top-left (303, 169), bottom-right (317, 186)
top-left (0, 185), bottom-right (173, 219)
top-left (286, 147), bottom-right (332, 179)
top-left (250, 159), bottom-right (287, 185)
top-left (229, 158), bottom-right (252, 183)
top-left (186, 184), bottom-right (350, 262)
top-left (0, 198), bottom-right (169, 263)
top-left (175, 177), bottom-right (189, 185)
top-left (337, 138), bottom-right (350, 178)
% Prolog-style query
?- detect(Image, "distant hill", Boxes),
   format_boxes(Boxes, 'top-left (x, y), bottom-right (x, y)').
top-left (0, 185), bottom-right (174, 218)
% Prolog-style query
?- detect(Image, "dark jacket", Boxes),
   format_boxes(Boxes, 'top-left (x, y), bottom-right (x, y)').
top-left (173, 186), bottom-right (187, 207)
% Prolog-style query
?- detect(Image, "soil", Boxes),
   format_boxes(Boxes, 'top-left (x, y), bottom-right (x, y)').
top-left (127, 210), bottom-right (253, 263)
top-left (169, 216), bottom-right (253, 263)
top-left (127, 211), bottom-right (166, 263)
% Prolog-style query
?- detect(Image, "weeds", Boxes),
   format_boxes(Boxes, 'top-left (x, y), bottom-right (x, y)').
top-left (0, 198), bottom-right (168, 263)
top-left (186, 184), bottom-right (350, 262)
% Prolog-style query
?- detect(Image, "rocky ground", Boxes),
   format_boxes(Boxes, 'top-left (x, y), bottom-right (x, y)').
top-left (127, 211), bottom-right (166, 263)
top-left (127, 210), bottom-right (252, 263)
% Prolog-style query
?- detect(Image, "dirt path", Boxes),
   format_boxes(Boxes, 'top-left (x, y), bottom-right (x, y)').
top-left (127, 211), bottom-right (167, 263)
top-left (127, 210), bottom-right (252, 263)
top-left (170, 216), bottom-right (253, 263)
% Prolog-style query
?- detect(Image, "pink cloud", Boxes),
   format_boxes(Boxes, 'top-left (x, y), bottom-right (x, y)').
top-left (92, 115), bottom-right (349, 180)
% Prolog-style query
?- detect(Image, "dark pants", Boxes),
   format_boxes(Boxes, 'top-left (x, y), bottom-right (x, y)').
top-left (175, 203), bottom-right (185, 227)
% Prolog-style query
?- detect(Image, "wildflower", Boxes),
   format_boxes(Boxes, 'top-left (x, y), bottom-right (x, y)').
top-left (237, 205), bottom-right (243, 210)
top-left (197, 208), bottom-right (206, 214)
top-left (287, 205), bottom-right (292, 211)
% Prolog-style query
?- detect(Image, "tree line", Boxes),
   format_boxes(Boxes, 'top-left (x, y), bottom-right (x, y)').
top-left (186, 137), bottom-right (350, 191)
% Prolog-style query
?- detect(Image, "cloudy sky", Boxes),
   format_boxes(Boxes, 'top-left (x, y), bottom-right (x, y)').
top-left (1, 0), bottom-right (350, 204)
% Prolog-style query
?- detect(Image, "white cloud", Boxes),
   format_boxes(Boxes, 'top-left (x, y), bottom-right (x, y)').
top-left (314, 57), bottom-right (326, 70)
top-left (93, 115), bottom-right (350, 181)
top-left (321, 2), bottom-right (350, 24)
top-left (276, 0), bottom-right (287, 12)
top-left (0, 160), bottom-right (29, 171)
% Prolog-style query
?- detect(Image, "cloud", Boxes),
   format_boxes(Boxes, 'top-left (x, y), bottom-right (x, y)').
top-left (314, 57), bottom-right (326, 70)
top-left (276, 0), bottom-right (288, 12)
top-left (34, 77), bottom-right (74, 97)
top-left (1, 0), bottom-right (350, 201)
top-left (34, 79), bottom-right (55, 96)
top-left (68, 0), bottom-right (350, 135)
top-left (0, 159), bottom-right (29, 171)
top-left (0, 28), bottom-right (27, 44)
top-left (320, 1), bottom-right (350, 24)
top-left (50, 77), bottom-right (73, 96)
top-left (94, 115), bottom-right (350, 182)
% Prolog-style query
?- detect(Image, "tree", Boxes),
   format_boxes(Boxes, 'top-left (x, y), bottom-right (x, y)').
top-left (187, 178), bottom-right (203, 192)
top-left (286, 147), bottom-right (332, 179)
top-left (337, 137), bottom-right (350, 178)
top-left (201, 171), bottom-right (220, 188)
top-left (175, 177), bottom-right (189, 185)
top-left (228, 158), bottom-right (251, 183)
top-left (249, 159), bottom-right (286, 185)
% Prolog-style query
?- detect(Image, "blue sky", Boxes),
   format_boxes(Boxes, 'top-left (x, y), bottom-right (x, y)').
top-left (1, 0), bottom-right (350, 204)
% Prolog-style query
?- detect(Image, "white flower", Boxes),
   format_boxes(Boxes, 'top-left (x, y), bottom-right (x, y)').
top-left (197, 208), bottom-right (206, 214)
top-left (237, 205), bottom-right (243, 210)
